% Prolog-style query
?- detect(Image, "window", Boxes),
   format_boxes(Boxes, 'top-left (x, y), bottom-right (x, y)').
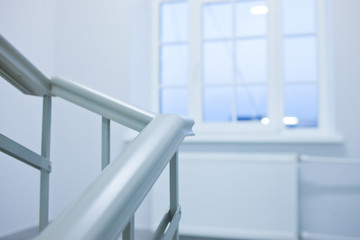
top-left (202, 1), bottom-right (268, 123)
top-left (158, 2), bottom-right (189, 116)
top-left (151, 0), bottom-right (338, 142)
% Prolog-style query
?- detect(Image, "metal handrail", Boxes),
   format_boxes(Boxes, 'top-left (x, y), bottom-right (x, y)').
top-left (34, 114), bottom-right (193, 240)
top-left (0, 34), bottom-right (50, 96)
top-left (0, 33), bottom-right (194, 239)
top-left (0, 32), bottom-right (155, 131)
top-left (51, 76), bottom-right (156, 132)
top-left (0, 32), bottom-right (53, 232)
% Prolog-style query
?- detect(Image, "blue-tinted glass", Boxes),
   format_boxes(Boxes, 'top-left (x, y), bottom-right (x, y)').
top-left (284, 83), bottom-right (318, 127)
top-left (236, 86), bottom-right (267, 121)
top-left (160, 88), bottom-right (188, 116)
top-left (161, 45), bottom-right (188, 86)
top-left (236, 39), bottom-right (267, 83)
top-left (282, 0), bottom-right (317, 35)
top-left (203, 3), bottom-right (233, 39)
top-left (283, 36), bottom-right (317, 82)
top-left (236, 1), bottom-right (267, 37)
top-left (203, 87), bottom-right (232, 122)
top-left (203, 41), bottom-right (233, 84)
top-left (160, 2), bottom-right (188, 42)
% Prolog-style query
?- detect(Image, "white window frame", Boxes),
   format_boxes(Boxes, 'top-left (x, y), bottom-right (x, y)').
top-left (150, 0), bottom-right (341, 143)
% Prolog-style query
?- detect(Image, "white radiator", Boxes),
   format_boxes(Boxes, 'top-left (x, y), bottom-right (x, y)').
top-left (151, 152), bottom-right (360, 240)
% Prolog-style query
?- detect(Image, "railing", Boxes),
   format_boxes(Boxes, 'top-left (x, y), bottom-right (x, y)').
top-left (0, 33), bottom-right (194, 240)
top-left (0, 34), bottom-right (52, 232)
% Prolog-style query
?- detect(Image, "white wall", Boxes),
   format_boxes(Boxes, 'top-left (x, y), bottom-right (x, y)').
top-left (0, 0), bottom-right (152, 236)
top-left (51, 0), bottom-right (152, 230)
top-left (297, 1), bottom-right (360, 236)
top-left (0, 0), bottom-right (56, 236)
top-left (332, 0), bottom-right (360, 158)
top-left (50, 0), bottom-right (130, 220)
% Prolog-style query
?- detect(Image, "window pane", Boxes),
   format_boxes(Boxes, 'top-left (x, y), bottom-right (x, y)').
top-left (284, 83), bottom-right (318, 128)
top-left (203, 87), bottom-right (232, 122)
top-left (160, 2), bottom-right (188, 42)
top-left (161, 45), bottom-right (188, 86)
top-left (236, 86), bottom-right (267, 121)
top-left (236, 39), bottom-right (267, 83)
top-left (283, 36), bottom-right (317, 82)
top-left (203, 41), bottom-right (233, 84)
top-left (236, 0), bottom-right (267, 37)
top-left (282, 0), bottom-right (317, 35)
top-left (160, 88), bottom-right (188, 116)
top-left (203, 3), bottom-right (232, 39)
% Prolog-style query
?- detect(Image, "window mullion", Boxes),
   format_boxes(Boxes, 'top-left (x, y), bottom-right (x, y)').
top-left (232, 1), bottom-right (237, 123)
top-left (188, 0), bottom-right (203, 123)
top-left (151, 0), bottom-right (162, 113)
top-left (317, 0), bottom-right (331, 133)
top-left (267, 0), bottom-right (284, 131)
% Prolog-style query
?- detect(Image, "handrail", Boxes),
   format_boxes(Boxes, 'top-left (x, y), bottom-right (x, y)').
top-left (0, 34), bottom-right (50, 96)
top-left (51, 77), bottom-right (156, 132)
top-left (1, 33), bottom-right (194, 239)
top-left (34, 114), bottom-right (193, 240)
top-left (0, 32), bottom-right (155, 131)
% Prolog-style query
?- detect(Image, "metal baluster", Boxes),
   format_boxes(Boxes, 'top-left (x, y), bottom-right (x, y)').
top-left (103, 117), bottom-right (136, 240)
top-left (39, 96), bottom-right (51, 232)
top-left (123, 217), bottom-right (135, 240)
top-left (170, 152), bottom-right (179, 240)
top-left (102, 117), bottom-right (110, 170)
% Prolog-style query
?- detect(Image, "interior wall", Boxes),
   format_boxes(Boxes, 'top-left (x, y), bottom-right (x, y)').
top-left (50, 0), bottom-right (130, 220)
top-left (0, 0), bottom-right (152, 236)
top-left (331, 0), bottom-right (360, 158)
top-left (299, 0), bottom-right (360, 236)
top-left (52, 0), bottom-right (153, 230)
top-left (0, 0), bottom-right (56, 236)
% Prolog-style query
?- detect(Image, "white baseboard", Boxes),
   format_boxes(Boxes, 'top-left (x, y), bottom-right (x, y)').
top-left (178, 228), bottom-right (360, 240)
top-left (302, 232), bottom-right (360, 240)
top-left (180, 226), bottom-right (296, 240)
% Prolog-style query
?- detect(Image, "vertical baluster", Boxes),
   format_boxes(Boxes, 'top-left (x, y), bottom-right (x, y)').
top-left (170, 152), bottom-right (179, 240)
top-left (123, 217), bottom-right (135, 240)
top-left (39, 96), bottom-right (51, 232)
top-left (102, 117), bottom-right (110, 170)
top-left (103, 117), bottom-right (136, 240)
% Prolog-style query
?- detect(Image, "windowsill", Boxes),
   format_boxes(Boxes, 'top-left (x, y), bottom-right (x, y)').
top-left (123, 129), bottom-right (342, 144)
top-left (184, 131), bottom-right (343, 144)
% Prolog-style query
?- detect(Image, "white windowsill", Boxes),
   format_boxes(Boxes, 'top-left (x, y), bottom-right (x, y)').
top-left (184, 131), bottom-right (343, 144)
top-left (123, 129), bottom-right (342, 144)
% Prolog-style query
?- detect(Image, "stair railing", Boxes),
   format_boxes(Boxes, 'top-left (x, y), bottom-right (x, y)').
top-left (0, 34), bottom-right (53, 232)
top-left (0, 33), bottom-right (194, 240)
